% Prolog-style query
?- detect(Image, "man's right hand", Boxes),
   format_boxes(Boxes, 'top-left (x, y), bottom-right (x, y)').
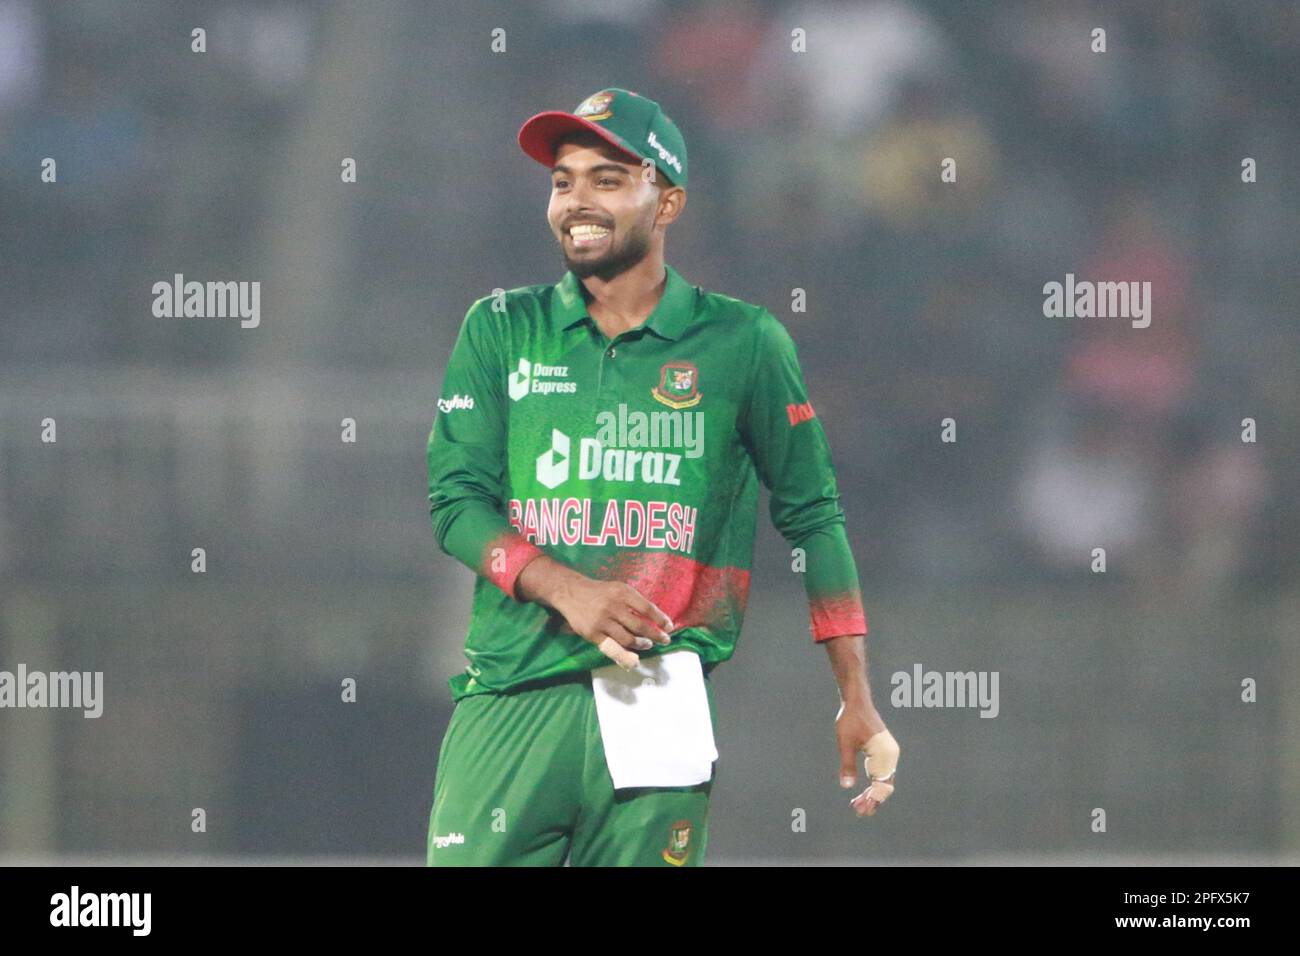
top-left (553, 577), bottom-right (675, 670)
top-left (514, 554), bottom-right (675, 670)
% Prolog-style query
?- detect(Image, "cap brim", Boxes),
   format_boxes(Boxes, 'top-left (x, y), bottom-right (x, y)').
top-left (517, 111), bottom-right (643, 171)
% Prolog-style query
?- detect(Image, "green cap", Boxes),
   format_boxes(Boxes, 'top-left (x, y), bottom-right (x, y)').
top-left (518, 87), bottom-right (688, 189)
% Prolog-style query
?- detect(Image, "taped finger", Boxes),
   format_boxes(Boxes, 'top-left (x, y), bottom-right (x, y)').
top-left (867, 777), bottom-right (895, 803)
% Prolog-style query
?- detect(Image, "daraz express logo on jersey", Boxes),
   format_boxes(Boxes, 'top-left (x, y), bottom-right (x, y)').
top-left (534, 403), bottom-right (704, 490)
top-left (509, 357), bottom-right (578, 401)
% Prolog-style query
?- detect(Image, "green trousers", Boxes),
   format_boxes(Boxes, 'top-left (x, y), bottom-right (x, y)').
top-left (427, 667), bottom-right (717, 866)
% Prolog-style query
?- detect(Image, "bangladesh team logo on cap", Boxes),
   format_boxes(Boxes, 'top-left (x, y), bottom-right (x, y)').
top-left (574, 91), bottom-right (615, 121)
top-left (652, 361), bottom-right (701, 409)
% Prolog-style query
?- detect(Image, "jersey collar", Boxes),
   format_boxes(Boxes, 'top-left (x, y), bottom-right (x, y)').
top-left (555, 264), bottom-right (698, 341)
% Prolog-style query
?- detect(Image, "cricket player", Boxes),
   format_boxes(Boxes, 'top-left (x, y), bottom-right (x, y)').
top-left (425, 88), bottom-right (899, 866)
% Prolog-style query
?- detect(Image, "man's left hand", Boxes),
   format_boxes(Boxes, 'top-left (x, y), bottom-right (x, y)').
top-left (835, 702), bottom-right (900, 818)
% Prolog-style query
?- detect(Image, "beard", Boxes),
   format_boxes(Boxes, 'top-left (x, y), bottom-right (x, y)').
top-left (560, 214), bottom-right (654, 281)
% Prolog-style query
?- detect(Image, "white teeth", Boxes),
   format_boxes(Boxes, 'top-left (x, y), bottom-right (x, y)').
top-left (570, 224), bottom-right (610, 239)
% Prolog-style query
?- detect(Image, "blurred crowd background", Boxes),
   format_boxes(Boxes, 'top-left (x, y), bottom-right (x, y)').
top-left (1, 0), bottom-right (1297, 863)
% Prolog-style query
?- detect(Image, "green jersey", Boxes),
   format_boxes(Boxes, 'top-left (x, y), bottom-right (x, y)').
top-left (427, 264), bottom-right (867, 701)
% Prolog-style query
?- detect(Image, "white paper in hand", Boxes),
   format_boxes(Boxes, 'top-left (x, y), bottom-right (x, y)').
top-left (590, 649), bottom-right (718, 790)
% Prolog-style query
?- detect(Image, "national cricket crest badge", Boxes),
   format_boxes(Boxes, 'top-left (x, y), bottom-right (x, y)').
top-left (574, 91), bottom-right (615, 121)
top-left (651, 361), bottom-right (701, 409)
top-left (661, 819), bottom-right (694, 866)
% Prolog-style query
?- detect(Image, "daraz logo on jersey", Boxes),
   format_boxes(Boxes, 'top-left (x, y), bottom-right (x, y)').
top-left (533, 404), bottom-right (704, 490)
top-left (535, 428), bottom-right (684, 489)
top-left (508, 357), bottom-right (577, 400)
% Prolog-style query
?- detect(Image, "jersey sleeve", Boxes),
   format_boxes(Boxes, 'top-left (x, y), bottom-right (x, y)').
top-left (738, 310), bottom-right (868, 642)
top-left (427, 299), bottom-right (545, 601)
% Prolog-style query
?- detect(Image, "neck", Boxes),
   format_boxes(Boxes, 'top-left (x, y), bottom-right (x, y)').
top-left (578, 252), bottom-right (668, 339)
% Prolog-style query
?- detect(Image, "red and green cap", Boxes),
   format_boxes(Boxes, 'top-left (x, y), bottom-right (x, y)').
top-left (518, 88), bottom-right (688, 189)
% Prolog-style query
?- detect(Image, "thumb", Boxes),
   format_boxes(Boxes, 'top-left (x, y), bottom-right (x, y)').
top-left (838, 742), bottom-right (858, 789)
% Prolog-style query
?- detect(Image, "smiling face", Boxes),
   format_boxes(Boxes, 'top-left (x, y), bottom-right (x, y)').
top-left (547, 131), bottom-right (684, 281)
